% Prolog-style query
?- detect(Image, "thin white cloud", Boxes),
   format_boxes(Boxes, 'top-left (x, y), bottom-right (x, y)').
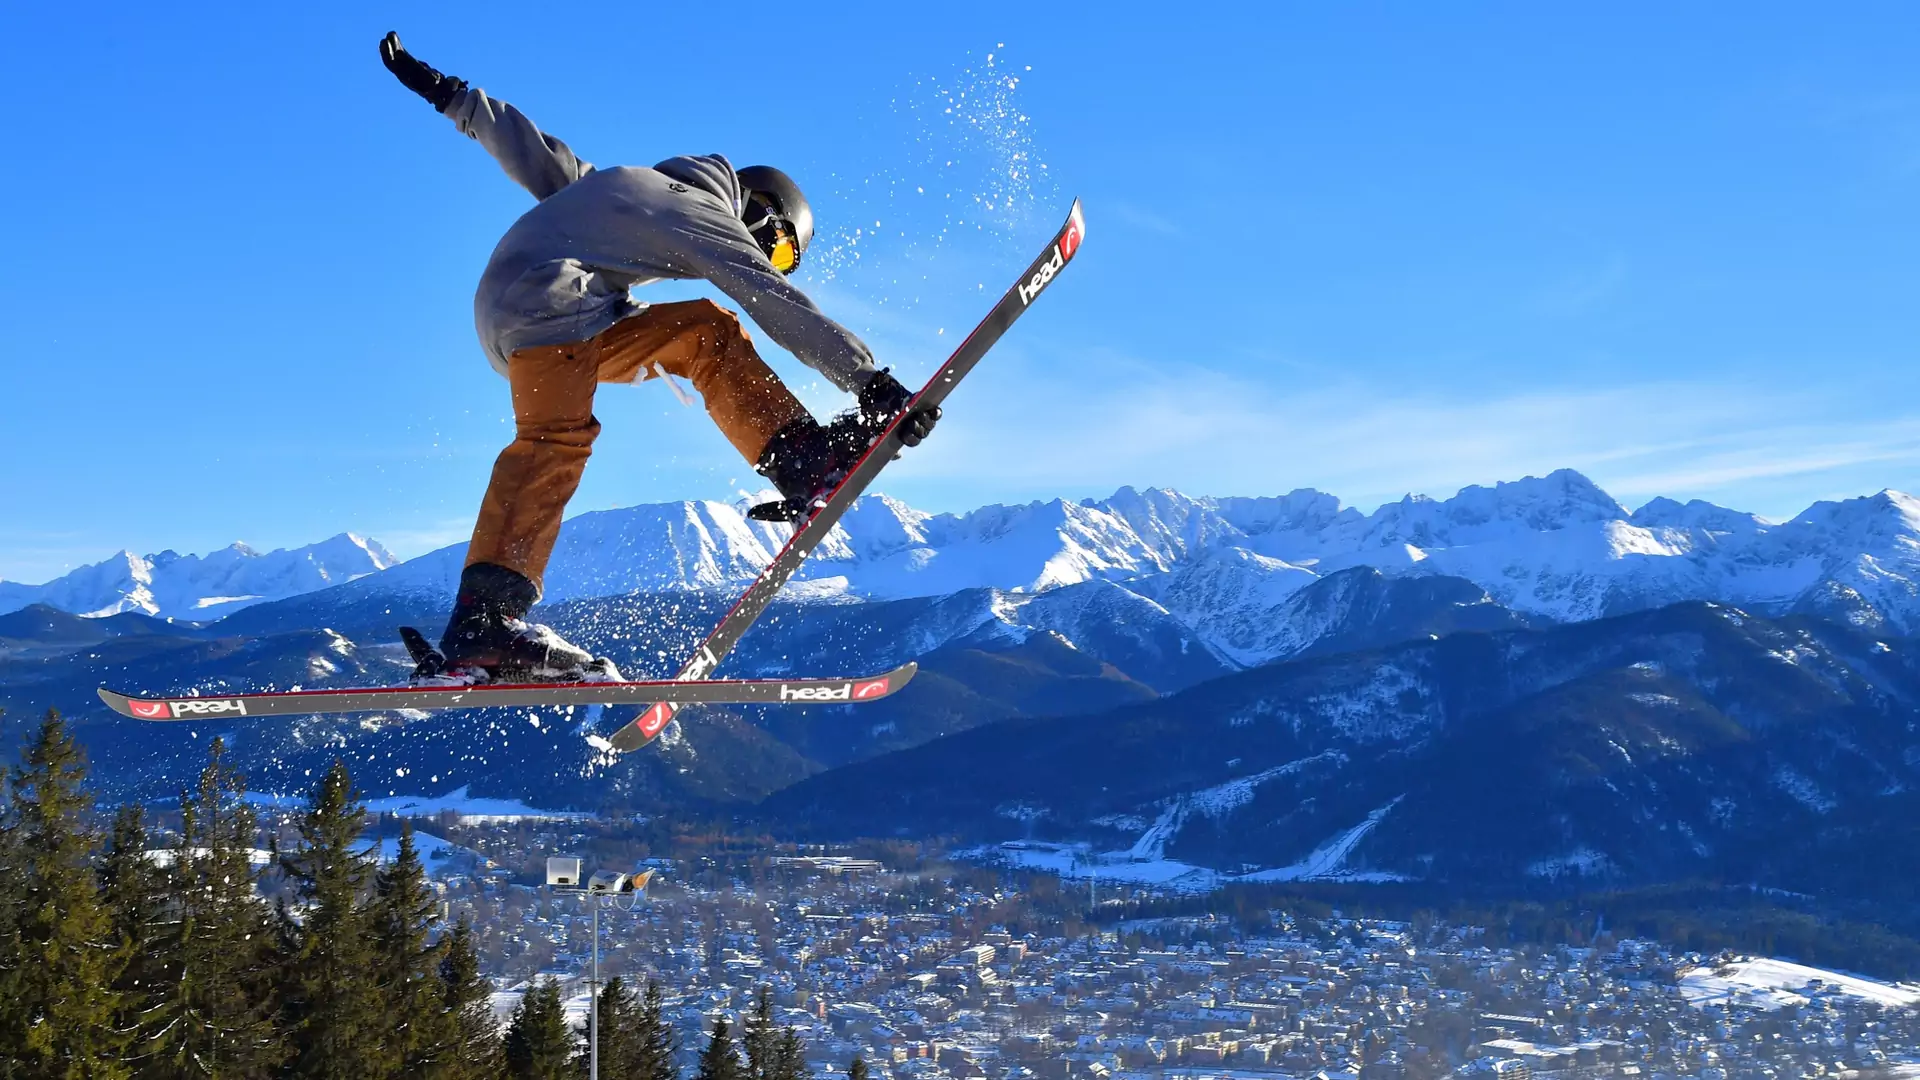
top-left (876, 349), bottom-right (1920, 520)
top-left (364, 519), bottom-right (475, 562)
top-left (1106, 200), bottom-right (1185, 237)
top-left (1601, 424), bottom-right (1920, 498)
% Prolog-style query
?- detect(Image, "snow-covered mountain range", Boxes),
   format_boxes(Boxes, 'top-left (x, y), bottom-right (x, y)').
top-left (0, 534), bottom-right (397, 621)
top-left (12, 472), bottom-right (1919, 911)
top-left (7, 470), bottom-right (1920, 654)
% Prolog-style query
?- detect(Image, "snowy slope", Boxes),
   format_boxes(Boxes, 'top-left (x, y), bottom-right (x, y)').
top-left (0, 534), bottom-right (397, 621)
top-left (1677, 957), bottom-right (1920, 1010)
top-left (767, 600), bottom-right (1920, 888)
top-left (1128, 547), bottom-right (1321, 666)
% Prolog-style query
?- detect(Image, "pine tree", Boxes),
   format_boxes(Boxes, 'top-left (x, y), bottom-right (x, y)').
top-left (771, 1028), bottom-right (805, 1080)
top-left (694, 1017), bottom-right (743, 1080)
top-left (742, 986), bottom-right (776, 1080)
top-left (846, 1055), bottom-right (869, 1080)
top-left (425, 916), bottom-right (501, 1080)
top-left (503, 978), bottom-right (575, 1080)
top-left (97, 803), bottom-right (168, 1065)
top-left (140, 730), bottom-right (286, 1076)
top-left (633, 978), bottom-right (678, 1080)
top-left (8, 709), bottom-right (129, 1078)
top-left (144, 738), bottom-right (288, 1079)
top-left (279, 760), bottom-right (384, 1080)
top-left (581, 976), bottom-right (644, 1079)
top-left (0, 760), bottom-right (28, 1075)
top-left (370, 823), bottom-right (447, 1073)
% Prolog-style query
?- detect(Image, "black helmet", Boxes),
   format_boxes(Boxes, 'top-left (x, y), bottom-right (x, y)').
top-left (736, 164), bottom-right (814, 275)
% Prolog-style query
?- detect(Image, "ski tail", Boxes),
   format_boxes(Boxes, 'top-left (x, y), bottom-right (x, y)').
top-left (399, 625), bottom-right (446, 678)
top-left (613, 699), bottom-right (680, 752)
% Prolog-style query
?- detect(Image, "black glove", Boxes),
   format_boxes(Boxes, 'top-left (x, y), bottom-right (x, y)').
top-left (897, 406), bottom-right (939, 448)
top-left (380, 32), bottom-right (466, 112)
top-left (860, 369), bottom-right (940, 448)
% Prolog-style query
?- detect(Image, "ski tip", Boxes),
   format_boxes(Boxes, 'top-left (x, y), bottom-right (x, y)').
top-left (847, 661), bottom-right (916, 702)
top-left (1062, 200), bottom-right (1086, 262)
top-left (98, 687), bottom-right (178, 721)
top-left (99, 687), bottom-right (186, 722)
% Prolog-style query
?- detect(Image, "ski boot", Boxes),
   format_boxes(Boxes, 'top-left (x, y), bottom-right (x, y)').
top-left (747, 417), bottom-right (845, 523)
top-left (401, 563), bottom-right (620, 684)
top-left (746, 370), bottom-right (940, 523)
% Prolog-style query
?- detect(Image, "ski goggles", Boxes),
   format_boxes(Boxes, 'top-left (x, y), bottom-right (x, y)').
top-left (745, 200), bottom-right (802, 274)
top-left (769, 234), bottom-right (799, 274)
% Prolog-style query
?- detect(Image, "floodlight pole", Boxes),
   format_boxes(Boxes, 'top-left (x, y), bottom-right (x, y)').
top-left (550, 884), bottom-right (604, 1080)
top-left (554, 889), bottom-right (605, 1080)
top-left (590, 896), bottom-right (601, 1080)
top-left (545, 861), bottom-right (651, 1080)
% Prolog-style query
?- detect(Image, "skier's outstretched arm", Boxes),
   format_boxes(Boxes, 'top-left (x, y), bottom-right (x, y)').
top-left (442, 87), bottom-right (594, 200)
top-left (695, 242), bottom-right (877, 394)
top-left (379, 32), bottom-right (592, 201)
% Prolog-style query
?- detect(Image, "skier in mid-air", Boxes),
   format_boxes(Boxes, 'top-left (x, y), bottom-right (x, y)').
top-left (378, 32), bottom-right (938, 683)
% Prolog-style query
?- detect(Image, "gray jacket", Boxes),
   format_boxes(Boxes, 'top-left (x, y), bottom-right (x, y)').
top-left (445, 87), bottom-right (874, 390)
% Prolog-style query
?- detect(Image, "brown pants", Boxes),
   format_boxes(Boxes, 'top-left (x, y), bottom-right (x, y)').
top-left (465, 299), bottom-right (810, 588)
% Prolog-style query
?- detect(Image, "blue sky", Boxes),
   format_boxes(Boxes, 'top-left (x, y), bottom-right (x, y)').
top-left (3, 3), bottom-right (1920, 582)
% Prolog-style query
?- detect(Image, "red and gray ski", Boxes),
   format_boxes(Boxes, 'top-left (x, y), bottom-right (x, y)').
top-left (608, 200), bottom-right (1087, 753)
top-left (97, 661), bottom-right (917, 721)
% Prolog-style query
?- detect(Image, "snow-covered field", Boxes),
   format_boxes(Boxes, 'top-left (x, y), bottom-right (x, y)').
top-left (1676, 957), bottom-right (1920, 1010)
top-left (361, 786), bottom-right (591, 822)
top-left (245, 785), bottom-right (587, 823)
top-left (144, 847), bottom-right (274, 868)
top-left (969, 798), bottom-right (1410, 893)
top-left (970, 842), bottom-right (1222, 891)
top-left (362, 829), bottom-right (487, 878)
top-left (488, 982), bottom-right (597, 1031)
